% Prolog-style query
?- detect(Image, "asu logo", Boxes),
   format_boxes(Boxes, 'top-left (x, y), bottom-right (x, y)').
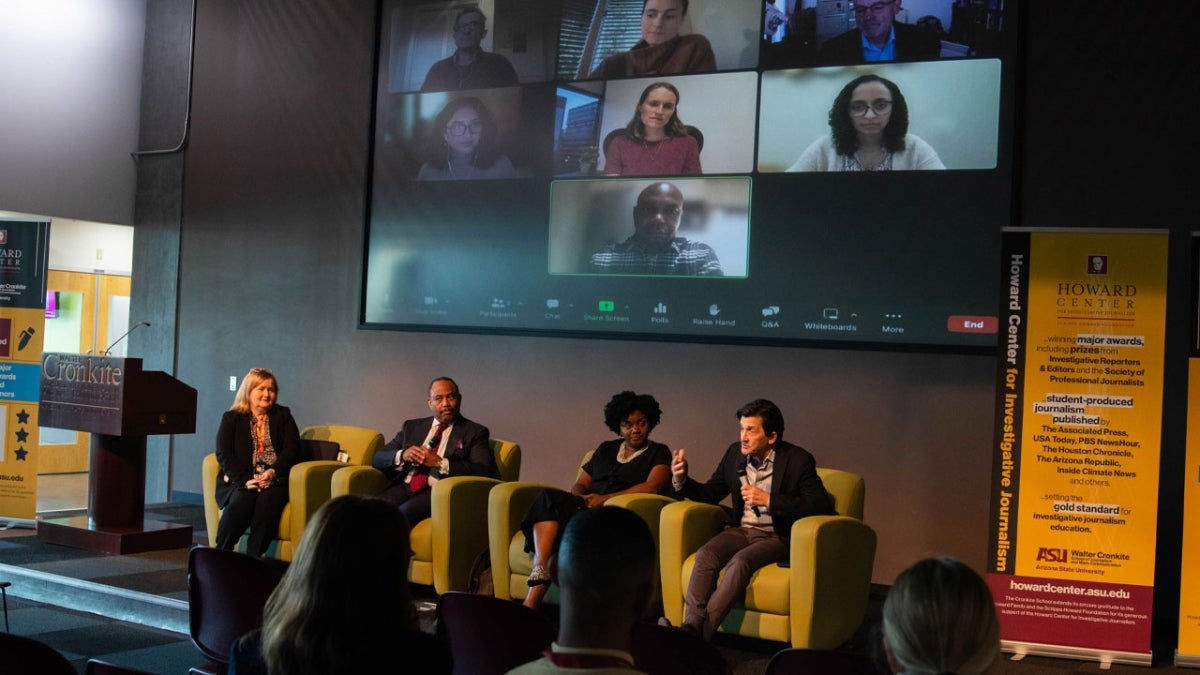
top-left (1036, 547), bottom-right (1069, 562)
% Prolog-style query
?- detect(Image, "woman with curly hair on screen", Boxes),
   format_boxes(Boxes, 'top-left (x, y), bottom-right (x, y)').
top-left (789, 74), bottom-right (945, 172)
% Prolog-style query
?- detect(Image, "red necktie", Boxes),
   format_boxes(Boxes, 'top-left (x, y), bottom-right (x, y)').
top-left (409, 422), bottom-right (443, 493)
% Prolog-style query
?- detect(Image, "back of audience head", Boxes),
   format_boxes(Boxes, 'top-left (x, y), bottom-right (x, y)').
top-left (882, 556), bottom-right (1000, 675)
top-left (559, 505), bottom-right (656, 618)
top-left (261, 495), bottom-right (416, 674)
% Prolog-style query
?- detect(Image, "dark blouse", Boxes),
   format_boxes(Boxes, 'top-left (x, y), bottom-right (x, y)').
top-left (583, 439), bottom-right (672, 495)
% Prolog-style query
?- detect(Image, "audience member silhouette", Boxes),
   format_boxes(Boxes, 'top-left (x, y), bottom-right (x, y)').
top-left (228, 495), bottom-right (452, 674)
top-left (881, 556), bottom-right (1000, 675)
top-left (507, 506), bottom-right (658, 674)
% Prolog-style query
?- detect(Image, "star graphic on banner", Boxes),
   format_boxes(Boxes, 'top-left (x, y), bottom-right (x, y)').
top-left (16, 409), bottom-right (29, 424)
top-left (15, 447), bottom-right (28, 460)
top-left (15, 429), bottom-right (29, 443)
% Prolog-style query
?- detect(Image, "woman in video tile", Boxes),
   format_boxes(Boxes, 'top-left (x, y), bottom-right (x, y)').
top-left (788, 73), bottom-right (944, 172)
top-left (589, 0), bottom-right (716, 79)
top-left (604, 81), bottom-right (702, 176)
top-left (416, 96), bottom-right (515, 180)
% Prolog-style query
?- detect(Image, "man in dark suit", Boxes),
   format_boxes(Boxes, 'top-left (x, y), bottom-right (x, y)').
top-left (819, 0), bottom-right (940, 64)
top-left (372, 376), bottom-right (497, 525)
top-left (669, 399), bottom-right (835, 641)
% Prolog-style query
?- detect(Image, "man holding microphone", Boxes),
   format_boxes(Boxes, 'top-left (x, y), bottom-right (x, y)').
top-left (669, 398), bottom-right (835, 641)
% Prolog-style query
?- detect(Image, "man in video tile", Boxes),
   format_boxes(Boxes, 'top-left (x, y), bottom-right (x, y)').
top-left (421, 8), bottom-right (518, 92)
top-left (819, 0), bottom-right (940, 65)
top-left (589, 182), bottom-right (722, 276)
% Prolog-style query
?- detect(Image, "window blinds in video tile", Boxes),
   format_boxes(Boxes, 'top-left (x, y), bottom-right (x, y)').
top-left (363, 0), bottom-right (1017, 348)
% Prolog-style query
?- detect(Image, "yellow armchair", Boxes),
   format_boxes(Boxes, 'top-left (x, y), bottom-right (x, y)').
top-left (201, 424), bottom-right (384, 561)
top-left (331, 438), bottom-right (521, 595)
top-left (487, 451), bottom-right (674, 611)
top-left (659, 467), bottom-right (876, 649)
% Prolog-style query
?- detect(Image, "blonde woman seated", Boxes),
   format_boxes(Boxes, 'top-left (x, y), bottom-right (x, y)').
top-left (882, 556), bottom-right (1000, 674)
top-left (229, 495), bottom-right (452, 674)
top-left (589, 0), bottom-right (716, 78)
top-left (605, 82), bottom-right (702, 176)
top-left (214, 367), bottom-right (299, 558)
top-left (520, 391), bottom-right (672, 610)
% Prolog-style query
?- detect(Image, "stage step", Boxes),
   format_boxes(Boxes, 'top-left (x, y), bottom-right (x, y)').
top-left (0, 562), bottom-right (188, 634)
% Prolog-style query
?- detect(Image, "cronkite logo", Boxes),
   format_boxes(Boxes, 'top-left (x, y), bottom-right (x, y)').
top-left (1036, 547), bottom-right (1069, 562)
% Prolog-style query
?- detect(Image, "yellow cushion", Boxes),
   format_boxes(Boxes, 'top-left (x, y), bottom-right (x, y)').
top-left (411, 517), bottom-right (434, 561)
top-left (277, 502), bottom-right (293, 540)
top-left (508, 531), bottom-right (532, 576)
top-left (744, 564), bottom-right (790, 615)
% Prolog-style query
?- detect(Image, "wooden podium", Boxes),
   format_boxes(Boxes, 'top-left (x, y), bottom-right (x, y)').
top-left (38, 353), bottom-right (197, 554)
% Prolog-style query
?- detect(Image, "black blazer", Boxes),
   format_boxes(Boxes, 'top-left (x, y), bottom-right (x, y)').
top-left (674, 440), bottom-right (834, 538)
top-left (214, 405), bottom-right (301, 507)
top-left (371, 415), bottom-right (497, 485)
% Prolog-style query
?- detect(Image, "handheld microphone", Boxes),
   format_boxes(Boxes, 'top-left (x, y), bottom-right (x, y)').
top-left (104, 321), bottom-right (151, 355)
top-left (736, 467), bottom-right (760, 517)
top-left (402, 431), bottom-right (441, 471)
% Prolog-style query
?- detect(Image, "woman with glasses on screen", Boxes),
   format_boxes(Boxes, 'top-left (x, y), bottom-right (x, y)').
top-left (788, 74), bottom-right (944, 172)
top-left (589, 0), bottom-right (716, 78)
top-left (416, 96), bottom-right (515, 180)
top-left (604, 81), bottom-right (702, 176)
top-left (518, 391), bottom-right (672, 610)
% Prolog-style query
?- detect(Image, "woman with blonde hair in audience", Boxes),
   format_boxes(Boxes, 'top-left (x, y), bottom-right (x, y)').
top-left (229, 495), bottom-right (451, 674)
top-left (882, 556), bottom-right (1000, 674)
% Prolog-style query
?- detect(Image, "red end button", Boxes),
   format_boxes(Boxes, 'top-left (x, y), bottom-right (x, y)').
top-left (947, 315), bottom-right (998, 333)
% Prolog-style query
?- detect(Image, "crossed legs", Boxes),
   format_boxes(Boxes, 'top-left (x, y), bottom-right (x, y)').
top-left (684, 526), bottom-right (787, 640)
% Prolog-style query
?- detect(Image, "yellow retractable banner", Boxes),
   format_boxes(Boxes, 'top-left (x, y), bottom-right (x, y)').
top-left (1179, 361), bottom-right (1200, 666)
top-left (988, 229), bottom-right (1167, 666)
top-left (0, 219), bottom-right (51, 523)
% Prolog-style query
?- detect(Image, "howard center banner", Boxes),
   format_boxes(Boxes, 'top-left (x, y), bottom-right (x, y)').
top-left (0, 219), bottom-right (51, 523)
top-left (1180, 359), bottom-right (1200, 667)
top-left (1179, 232), bottom-right (1200, 667)
top-left (988, 229), bottom-right (1167, 665)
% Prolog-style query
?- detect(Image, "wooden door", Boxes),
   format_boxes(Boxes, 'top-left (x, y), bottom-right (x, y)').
top-left (38, 271), bottom-right (131, 473)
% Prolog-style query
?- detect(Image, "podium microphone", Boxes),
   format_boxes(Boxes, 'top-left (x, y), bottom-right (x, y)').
top-left (736, 466), bottom-right (760, 517)
top-left (104, 321), bottom-right (151, 356)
